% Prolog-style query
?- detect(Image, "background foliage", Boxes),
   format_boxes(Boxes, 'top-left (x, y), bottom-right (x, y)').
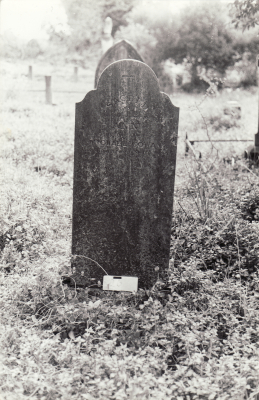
top-left (0, 0), bottom-right (258, 91)
top-left (230, 0), bottom-right (259, 30)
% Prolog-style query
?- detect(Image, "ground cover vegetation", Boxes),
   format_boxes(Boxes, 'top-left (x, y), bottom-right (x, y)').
top-left (0, 58), bottom-right (259, 399)
top-left (1, 0), bottom-right (259, 398)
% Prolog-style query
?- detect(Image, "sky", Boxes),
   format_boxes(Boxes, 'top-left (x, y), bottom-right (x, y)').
top-left (0, 0), bottom-right (70, 41)
top-left (0, 0), bottom-right (234, 42)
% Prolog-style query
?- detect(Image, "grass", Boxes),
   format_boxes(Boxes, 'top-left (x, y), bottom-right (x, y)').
top-left (0, 59), bottom-right (259, 400)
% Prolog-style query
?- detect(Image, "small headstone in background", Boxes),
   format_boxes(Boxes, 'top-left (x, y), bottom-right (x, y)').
top-left (71, 59), bottom-right (179, 289)
top-left (95, 39), bottom-right (144, 88)
top-left (101, 16), bottom-right (114, 55)
top-left (224, 100), bottom-right (241, 119)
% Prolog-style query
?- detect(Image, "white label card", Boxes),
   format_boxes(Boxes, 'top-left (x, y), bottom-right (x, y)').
top-left (103, 276), bottom-right (138, 292)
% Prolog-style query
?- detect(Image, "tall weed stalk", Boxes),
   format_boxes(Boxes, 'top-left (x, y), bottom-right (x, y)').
top-left (184, 88), bottom-right (226, 222)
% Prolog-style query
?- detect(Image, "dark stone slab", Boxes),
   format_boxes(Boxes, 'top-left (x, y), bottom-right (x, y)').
top-left (71, 59), bottom-right (179, 289)
top-left (94, 40), bottom-right (143, 88)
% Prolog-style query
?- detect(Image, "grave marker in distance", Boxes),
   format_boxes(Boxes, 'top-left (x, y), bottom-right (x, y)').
top-left (71, 59), bottom-right (179, 289)
top-left (94, 39), bottom-right (143, 88)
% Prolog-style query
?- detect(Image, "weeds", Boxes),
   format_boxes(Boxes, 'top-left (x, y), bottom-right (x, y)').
top-left (0, 64), bottom-right (259, 400)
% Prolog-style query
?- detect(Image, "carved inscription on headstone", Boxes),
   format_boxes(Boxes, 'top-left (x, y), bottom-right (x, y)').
top-left (71, 59), bottom-right (179, 289)
top-left (95, 39), bottom-right (143, 88)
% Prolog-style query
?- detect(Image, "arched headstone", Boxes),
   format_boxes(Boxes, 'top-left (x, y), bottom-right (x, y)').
top-left (71, 59), bottom-right (179, 289)
top-left (95, 39), bottom-right (144, 88)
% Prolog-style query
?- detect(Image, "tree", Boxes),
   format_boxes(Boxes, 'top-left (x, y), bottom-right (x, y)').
top-left (118, 2), bottom-right (236, 90)
top-left (230, 0), bottom-right (259, 30)
top-left (102, 0), bottom-right (136, 36)
top-left (61, 0), bottom-right (136, 55)
top-left (164, 2), bottom-right (235, 89)
top-left (115, 4), bottom-right (174, 74)
top-left (229, 0), bottom-right (258, 86)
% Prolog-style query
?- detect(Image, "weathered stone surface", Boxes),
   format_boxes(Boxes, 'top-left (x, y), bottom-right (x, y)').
top-left (71, 59), bottom-right (179, 289)
top-left (94, 40), bottom-right (143, 88)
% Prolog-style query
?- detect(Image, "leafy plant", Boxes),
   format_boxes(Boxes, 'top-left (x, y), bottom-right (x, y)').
top-left (1, 61), bottom-right (259, 400)
top-left (230, 0), bottom-right (259, 30)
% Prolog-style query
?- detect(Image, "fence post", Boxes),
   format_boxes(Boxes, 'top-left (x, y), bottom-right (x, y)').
top-left (74, 66), bottom-right (78, 82)
top-left (45, 76), bottom-right (52, 105)
top-left (28, 65), bottom-right (32, 80)
top-left (185, 133), bottom-right (189, 156)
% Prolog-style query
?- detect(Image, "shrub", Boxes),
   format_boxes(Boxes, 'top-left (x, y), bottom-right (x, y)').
top-left (238, 187), bottom-right (259, 222)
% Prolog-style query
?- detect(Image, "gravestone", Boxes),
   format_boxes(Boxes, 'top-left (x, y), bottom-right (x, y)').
top-left (224, 100), bottom-right (241, 119)
top-left (95, 40), bottom-right (143, 88)
top-left (71, 59), bottom-right (179, 289)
